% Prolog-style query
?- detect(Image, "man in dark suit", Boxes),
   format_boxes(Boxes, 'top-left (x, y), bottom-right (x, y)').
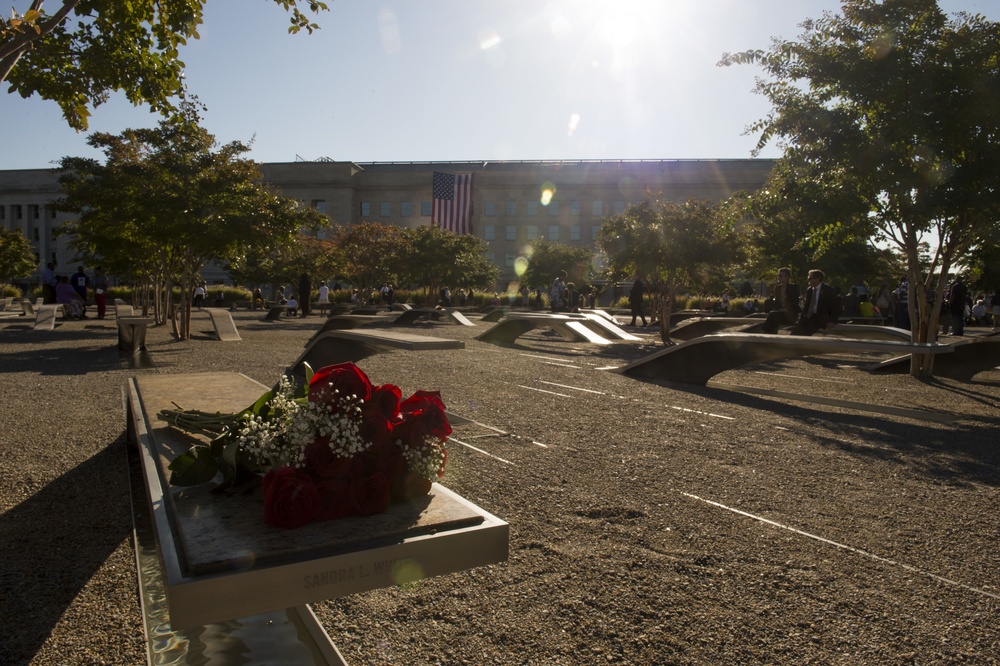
top-left (793, 269), bottom-right (841, 336)
top-left (761, 267), bottom-right (801, 333)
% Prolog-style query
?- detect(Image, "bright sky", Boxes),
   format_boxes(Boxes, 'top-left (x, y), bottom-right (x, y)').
top-left (2, 0), bottom-right (996, 170)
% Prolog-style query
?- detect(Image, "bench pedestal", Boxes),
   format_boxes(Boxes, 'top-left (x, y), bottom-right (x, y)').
top-left (125, 372), bottom-right (507, 657)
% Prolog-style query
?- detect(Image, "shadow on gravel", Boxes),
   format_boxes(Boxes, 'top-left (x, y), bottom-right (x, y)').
top-left (0, 340), bottom-right (119, 375)
top-left (0, 440), bottom-right (132, 663)
top-left (685, 384), bottom-right (1000, 488)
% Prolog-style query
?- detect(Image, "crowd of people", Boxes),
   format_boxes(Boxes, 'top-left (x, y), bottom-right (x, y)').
top-left (42, 263), bottom-right (110, 319)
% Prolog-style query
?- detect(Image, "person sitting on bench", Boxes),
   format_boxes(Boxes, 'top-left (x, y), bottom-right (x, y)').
top-left (761, 267), bottom-right (801, 333)
top-left (793, 269), bottom-right (840, 336)
top-left (285, 295), bottom-right (299, 317)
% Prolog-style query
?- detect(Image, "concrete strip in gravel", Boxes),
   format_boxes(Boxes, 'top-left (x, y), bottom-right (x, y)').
top-left (2, 310), bottom-right (999, 664)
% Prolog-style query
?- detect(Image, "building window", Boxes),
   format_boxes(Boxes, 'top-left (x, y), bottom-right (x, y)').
top-left (401, 202), bottom-right (412, 217)
top-left (506, 201), bottom-right (517, 216)
top-left (380, 202), bottom-right (391, 217)
top-left (484, 251), bottom-right (495, 263)
top-left (526, 225), bottom-right (538, 240)
top-left (484, 225), bottom-right (495, 240)
top-left (548, 225), bottom-right (560, 241)
top-left (0, 207), bottom-right (5, 220)
top-left (570, 225), bottom-right (581, 241)
top-left (592, 225), bottom-right (601, 240)
top-left (548, 201), bottom-right (560, 215)
top-left (526, 201), bottom-right (538, 216)
top-left (33, 227), bottom-right (39, 241)
top-left (317, 230), bottom-right (326, 240)
top-left (15, 206), bottom-right (22, 219)
top-left (313, 200), bottom-right (327, 215)
top-left (361, 202), bottom-right (371, 217)
top-left (505, 252), bottom-right (516, 267)
top-left (570, 200), bottom-right (581, 216)
top-left (484, 200), bottom-right (496, 216)
top-left (505, 225), bottom-right (517, 241)
top-left (421, 201), bottom-right (432, 216)
top-left (613, 200), bottom-right (626, 214)
top-left (30, 205), bottom-right (40, 219)
top-left (592, 200), bottom-right (603, 216)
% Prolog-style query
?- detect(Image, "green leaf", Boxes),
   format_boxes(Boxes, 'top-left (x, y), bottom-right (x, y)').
top-left (167, 446), bottom-right (219, 486)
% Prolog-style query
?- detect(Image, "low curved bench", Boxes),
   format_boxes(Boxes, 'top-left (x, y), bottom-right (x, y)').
top-left (289, 329), bottom-right (465, 376)
top-left (612, 332), bottom-right (954, 385)
top-left (870, 335), bottom-right (1000, 381)
top-left (669, 317), bottom-right (765, 340)
top-left (475, 313), bottom-right (612, 345)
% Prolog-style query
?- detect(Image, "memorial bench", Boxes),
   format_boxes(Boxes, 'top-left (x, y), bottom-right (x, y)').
top-left (870, 335), bottom-right (1000, 381)
top-left (32, 304), bottom-right (66, 330)
top-left (611, 332), bottom-right (955, 385)
top-left (201, 308), bottom-right (241, 341)
top-left (669, 317), bottom-right (765, 341)
top-left (124, 372), bottom-right (506, 660)
top-left (290, 329), bottom-right (466, 376)
top-left (117, 317), bottom-right (153, 355)
top-left (475, 313), bottom-right (613, 345)
top-left (394, 307), bottom-right (476, 327)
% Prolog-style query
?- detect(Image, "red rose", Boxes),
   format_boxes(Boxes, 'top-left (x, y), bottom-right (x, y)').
top-left (398, 389), bottom-right (446, 415)
top-left (392, 415), bottom-right (430, 451)
top-left (359, 400), bottom-right (394, 448)
top-left (303, 438), bottom-right (353, 479)
top-left (350, 473), bottom-right (392, 516)
top-left (371, 384), bottom-right (402, 420)
top-left (262, 466), bottom-right (320, 529)
top-left (308, 363), bottom-right (372, 407)
top-left (314, 478), bottom-right (352, 521)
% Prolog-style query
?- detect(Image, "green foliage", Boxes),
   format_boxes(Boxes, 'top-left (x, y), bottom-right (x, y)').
top-left (0, 228), bottom-right (37, 280)
top-left (0, 1), bottom-right (328, 130)
top-left (397, 226), bottom-right (500, 305)
top-left (325, 222), bottom-right (407, 303)
top-left (1, 282), bottom-right (23, 298)
top-left (517, 239), bottom-right (595, 291)
top-left (720, 0), bottom-right (1000, 356)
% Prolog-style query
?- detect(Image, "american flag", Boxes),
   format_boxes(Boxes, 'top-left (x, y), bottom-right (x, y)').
top-left (432, 171), bottom-right (473, 235)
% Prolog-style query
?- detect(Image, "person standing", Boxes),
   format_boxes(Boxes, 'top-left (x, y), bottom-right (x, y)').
top-left (628, 278), bottom-right (647, 326)
top-left (761, 268), bottom-right (801, 333)
top-left (298, 272), bottom-right (311, 317)
top-left (550, 270), bottom-right (567, 312)
top-left (71, 266), bottom-right (90, 317)
top-left (793, 269), bottom-right (840, 336)
top-left (947, 274), bottom-right (968, 336)
top-left (317, 282), bottom-right (330, 315)
top-left (92, 266), bottom-right (109, 319)
top-left (893, 278), bottom-right (910, 330)
top-left (42, 262), bottom-right (57, 304)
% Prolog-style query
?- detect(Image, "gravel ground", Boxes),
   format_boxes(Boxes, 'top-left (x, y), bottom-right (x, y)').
top-left (1, 307), bottom-right (998, 665)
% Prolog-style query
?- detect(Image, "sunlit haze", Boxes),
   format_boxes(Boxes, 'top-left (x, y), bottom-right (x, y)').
top-left (1, 0), bottom-right (995, 170)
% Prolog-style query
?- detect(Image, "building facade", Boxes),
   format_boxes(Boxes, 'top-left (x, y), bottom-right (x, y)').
top-left (1, 158), bottom-right (775, 287)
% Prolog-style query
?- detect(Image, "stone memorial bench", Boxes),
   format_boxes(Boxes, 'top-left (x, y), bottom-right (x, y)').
top-left (476, 313), bottom-right (612, 345)
top-left (313, 314), bottom-right (379, 337)
top-left (290, 329), bottom-right (466, 376)
top-left (870, 334), bottom-right (1000, 381)
top-left (118, 317), bottom-right (153, 355)
top-left (202, 308), bottom-right (241, 341)
top-left (124, 372), bottom-right (506, 658)
top-left (264, 305), bottom-right (287, 321)
top-left (32, 304), bottom-right (66, 330)
top-left (394, 308), bottom-right (476, 327)
top-left (669, 317), bottom-right (766, 341)
top-left (612, 332), bottom-right (955, 385)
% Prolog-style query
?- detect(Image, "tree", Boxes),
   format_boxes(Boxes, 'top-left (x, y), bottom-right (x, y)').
top-left (597, 196), bottom-right (741, 343)
top-left (398, 225), bottom-right (500, 306)
top-left (56, 101), bottom-right (327, 338)
top-left (720, 0), bottom-right (1000, 375)
top-left (0, 1), bottom-right (327, 130)
top-left (0, 228), bottom-right (37, 281)
top-left (517, 239), bottom-right (595, 294)
top-left (324, 222), bottom-right (407, 304)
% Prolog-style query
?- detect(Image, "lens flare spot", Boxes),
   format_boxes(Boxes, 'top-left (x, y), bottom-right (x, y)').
top-left (377, 9), bottom-right (401, 55)
top-left (514, 256), bottom-right (529, 276)
top-left (479, 28), bottom-right (501, 50)
top-left (540, 182), bottom-right (556, 206)
top-left (567, 113), bottom-right (581, 137)
top-left (392, 560), bottom-right (425, 588)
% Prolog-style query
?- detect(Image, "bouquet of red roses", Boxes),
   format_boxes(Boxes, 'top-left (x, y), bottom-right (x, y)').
top-left (159, 362), bottom-right (450, 529)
